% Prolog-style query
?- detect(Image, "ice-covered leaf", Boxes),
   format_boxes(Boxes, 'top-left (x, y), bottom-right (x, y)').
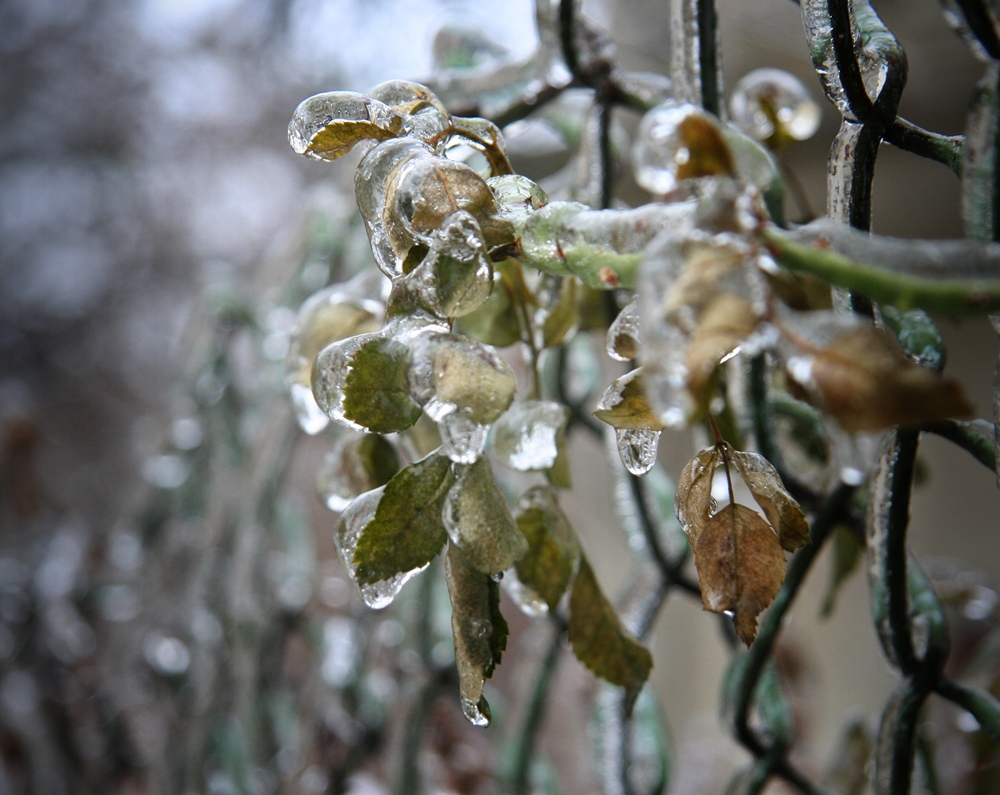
top-left (593, 369), bottom-right (666, 432)
top-left (336, 488), bottom-right (423, 608)
top-left (690, 504), bottom-right (786, 646)
top-left (443, 457), bottom-right (527, 574)
top-left (444, 543), bottom-right (509, 726)
top-left (343, 336), bottom-right (423, 434)
top-left (513, 486), bottom-right (580, 614)
top-left (317, 433), bottom-right (401, 513)
top-left (355, 138), bottom-right (435, 278)
top-left (386, 154), bottom-right (514, 262)
top-left (784, 324), bottom-right (973, 432)
top-left (729, 450), bottom-right (809, 552)
top-left (400, 210), bottom-right (493, 319)
top-left (289, 91), bottom-right (404, 161)
top-left (492, 400), bottom-right (570, 472)
top-left (352, 453), bottom-right (455, 586)
top-left (729, 68), bottom-right (821, 149)
top-left (411, 333), bottom-right (518, 426)
top-left (569, 557), bottom-right (653, 711)
top-left (684, 293), bottom-right (760, 407)
top-left (663, 240), bottom-right (748, 323)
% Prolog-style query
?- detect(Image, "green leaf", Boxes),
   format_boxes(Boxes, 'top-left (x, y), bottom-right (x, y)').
top-left (514, 486), bottom-right (579, 612)
top-left (444, 458), bottom-right (528, 574)
top-left (353, 453), bottom-right (455, 586)
top-left (342, 337), bottom-right (423, 434)
top-left (881, 306), bottom-right (946, 372)
top-left (444, 543), bottom-right (509, 726)
top-left (568, 557), bottom-right (653, 711)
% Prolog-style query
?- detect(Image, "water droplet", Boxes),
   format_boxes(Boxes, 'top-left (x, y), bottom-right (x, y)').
top-left (492, 400), bottom-right (569, 471)
top-left (615, 428), bottom-right (661, 476)
top-left (143, 633), bottom-right (191, 676)
top-left (729, 68), bottom-right (821, 143)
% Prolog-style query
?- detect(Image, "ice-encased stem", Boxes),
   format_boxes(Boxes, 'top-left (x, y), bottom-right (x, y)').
top-left (670, 0), bottom-right (722, 115)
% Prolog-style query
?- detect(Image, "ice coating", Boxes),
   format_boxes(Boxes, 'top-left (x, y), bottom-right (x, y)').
top-left (398, 210), bottom-right (493, 319)
top-left (355, 138), bottom-right (435, 278)
top-left (491, 400), bottom-right (569, 471)
top-left (289, 91), bottom-right (404, 161)
top-left (637, 223), bottom-right (763, 427)
top-left (311, 331), bottom-right (383, 432)
top-left (369, 79), bottom-right (453, 144)
top-left (729, 68), bottom-right (821, 143)
top-left (607, 297), bottom-right (641, 362)
top-left (438, 412), bottom-right (489, 464)
top-left (335, 487), bottom-right (426, 609)
top-left (615, 427), bottom-right (661, 476)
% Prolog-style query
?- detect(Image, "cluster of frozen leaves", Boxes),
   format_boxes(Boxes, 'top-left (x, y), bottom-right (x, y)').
top-left (286, 80), bottom-right (650, 724)
top-left (286, 67), bottom-right (977, 716)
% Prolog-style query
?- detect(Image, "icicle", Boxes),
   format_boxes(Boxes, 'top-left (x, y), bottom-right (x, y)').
top-left (615, 428), bottom-right (661, 476)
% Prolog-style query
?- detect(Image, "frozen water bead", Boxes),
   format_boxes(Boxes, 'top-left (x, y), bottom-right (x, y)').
top-left (729, 68), bottom-right (821, 143)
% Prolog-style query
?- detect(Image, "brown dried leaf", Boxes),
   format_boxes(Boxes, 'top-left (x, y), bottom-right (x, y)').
top-left (684, 293), bottom-right (759, 407)
top-left (674, 447), bottom-right (721, 545)
top-left (792, 326), bottom-right (973, 433)
top-left (691, 504), bottom-right (786, 645)
top-left (729, 450), bottom-right (810, 552)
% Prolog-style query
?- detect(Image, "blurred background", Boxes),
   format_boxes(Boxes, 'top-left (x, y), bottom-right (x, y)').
top-left (1, 0), bottom-right (998, 793)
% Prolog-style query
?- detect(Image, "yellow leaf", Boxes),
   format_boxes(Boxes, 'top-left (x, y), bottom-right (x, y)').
top-left (691, 504), bottom-right (786, 646)
top-left (593, 369), bottom-right (666, 432)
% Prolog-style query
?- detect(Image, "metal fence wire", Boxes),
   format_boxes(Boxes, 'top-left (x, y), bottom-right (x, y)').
top-left (499, 2), bottom-right (1000, 794)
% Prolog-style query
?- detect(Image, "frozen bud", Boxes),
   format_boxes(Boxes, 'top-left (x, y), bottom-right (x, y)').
top-left (729, 68), bottom-right (821, 148)
top-left (370, 79), bottom-right (453, 143)
top-left (487, 174), bottom-right (549, 226)
top-left (632, 102), bottom-right (735, 195)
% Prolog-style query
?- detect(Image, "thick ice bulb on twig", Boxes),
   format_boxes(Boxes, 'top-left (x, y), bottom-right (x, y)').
top-left (729, 68), bottom-right (821, 149)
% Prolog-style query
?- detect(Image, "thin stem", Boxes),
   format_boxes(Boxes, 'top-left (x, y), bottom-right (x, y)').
top-left (883, 430), bottom-right (919, 675)
top-left (696, 0), bottom-right (721, 115)
top-left (934, 678), bottom-right (1000, 742)
top-left (509, 624), bottom-right (564, 795)
top-left (922, 421), bottom-right (997, 471)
